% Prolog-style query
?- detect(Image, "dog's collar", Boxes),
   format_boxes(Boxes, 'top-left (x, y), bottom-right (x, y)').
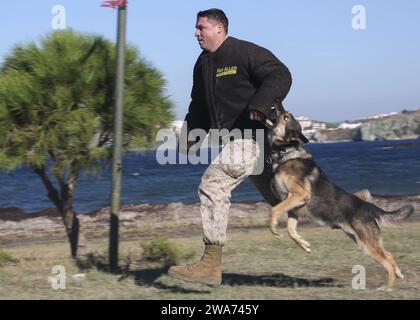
top-left (271, 141), bottom-right (299, 151)
top-left (269, 144), bottom-right (312, 170)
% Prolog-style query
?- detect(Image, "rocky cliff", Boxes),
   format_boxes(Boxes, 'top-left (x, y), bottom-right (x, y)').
top-left (310, 109), bottom-right (420, 143)
top-left (312, 128), bottom-right (360, 143)
top-left (360, 110), bottom-right (420, 141)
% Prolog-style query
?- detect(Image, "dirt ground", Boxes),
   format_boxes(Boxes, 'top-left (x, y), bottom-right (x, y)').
top-left (1, 221), bottom-right (419, 300)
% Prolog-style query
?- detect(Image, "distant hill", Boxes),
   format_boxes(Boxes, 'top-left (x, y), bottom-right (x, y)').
top-left (170, 109), bottom-right (420, 143)
top-left (304, 109), bottom-right (420, 143)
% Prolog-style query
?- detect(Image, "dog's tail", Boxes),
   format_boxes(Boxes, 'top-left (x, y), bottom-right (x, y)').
top-left (378, 205), bottom-right (414, 225)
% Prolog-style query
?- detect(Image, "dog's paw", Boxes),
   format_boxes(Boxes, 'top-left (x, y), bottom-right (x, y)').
top-left (270, 222), bottom-right (280, 238)
top-left (271, 229), bottom-right (281, 239)
top-left (273, 234), bottom-right (282, 240)
top-left (301, 245), bottom-right (311, 254)
top-left (290, 233), bottom-right (311, 253)
top-left (396, 267), bottom-right (404, 279)
top-left (291, 237), bottom-right (311, 253)
top-left (297, 235), bottom-right (311, 248)
top-left (377, 286), bottom-right (393, 292)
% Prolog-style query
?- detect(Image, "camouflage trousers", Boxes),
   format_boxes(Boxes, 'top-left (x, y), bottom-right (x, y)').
top-left (199, 138), bottom-right (279, 246)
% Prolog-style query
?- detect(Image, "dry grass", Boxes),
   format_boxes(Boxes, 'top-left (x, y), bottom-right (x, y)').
top-left (1, 222), bottom-right (420, 300)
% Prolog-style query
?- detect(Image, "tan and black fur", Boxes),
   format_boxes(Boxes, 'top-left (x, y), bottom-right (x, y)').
top-left (268, 107), bottom-right (414, 290)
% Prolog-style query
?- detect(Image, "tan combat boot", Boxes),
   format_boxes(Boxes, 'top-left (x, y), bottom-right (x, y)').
top-left (168, 244), bottom-right (222, 286)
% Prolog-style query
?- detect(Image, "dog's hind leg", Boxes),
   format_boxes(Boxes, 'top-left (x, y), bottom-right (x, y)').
top-left (361, 240), bottom-right (398, 291)
top-left (382, 249), bottom-right (404, 280)
top-left (352, 222), bottom-right (399, 290)
top-left (287, 212), bottom-right (311, 253)
top-left (395, 266), bottom-right (404, 279)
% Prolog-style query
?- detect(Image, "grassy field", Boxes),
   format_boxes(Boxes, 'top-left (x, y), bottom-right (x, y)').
top-left (1, 222), bottom-right (419, 300)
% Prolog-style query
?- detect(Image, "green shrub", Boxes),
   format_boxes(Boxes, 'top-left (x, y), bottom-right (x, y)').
top-left (140, 236), bottom-right (179, 266)
top-left (0, 250), bottom-right (18, 267)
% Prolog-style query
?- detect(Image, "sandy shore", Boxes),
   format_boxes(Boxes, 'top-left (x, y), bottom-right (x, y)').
top-left (0, 194), bottom-right (419, 241)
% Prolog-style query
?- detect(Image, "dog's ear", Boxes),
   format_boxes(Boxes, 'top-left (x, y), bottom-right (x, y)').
top-left (295, 131), bottom-right (309, 144)
top-left (287, 115), bottom-right (309, 144)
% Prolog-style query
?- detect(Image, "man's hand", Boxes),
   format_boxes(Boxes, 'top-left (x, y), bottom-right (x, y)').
top-left (249, 110), bottom-right (265, 122)
top-left (249, 110), bottom-right (274, 128)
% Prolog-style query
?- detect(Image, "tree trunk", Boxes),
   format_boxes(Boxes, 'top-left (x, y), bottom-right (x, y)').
top-left (59, 169), bottom-right (88, 258)
top-left (65, 209), bottom-right (87, 258)
top-left (33, 165), bottom-right (87, 258)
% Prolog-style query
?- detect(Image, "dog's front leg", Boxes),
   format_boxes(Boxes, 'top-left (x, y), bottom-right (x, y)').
top-left (287, 213), bottom-right (311, 253)
top-left (270, 191), bottom-right (309, 240)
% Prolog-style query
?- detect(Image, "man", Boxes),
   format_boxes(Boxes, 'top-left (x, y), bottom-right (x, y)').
top-left (168, 8), bottom-right (292, 285)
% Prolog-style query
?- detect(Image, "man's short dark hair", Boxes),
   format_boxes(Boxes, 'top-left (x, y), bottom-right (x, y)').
top-left (197, 8), bottom-right (229, 33)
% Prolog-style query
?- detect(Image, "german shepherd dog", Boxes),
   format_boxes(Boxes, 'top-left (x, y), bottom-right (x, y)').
top-left (267, 103), bottom-right (414, 290)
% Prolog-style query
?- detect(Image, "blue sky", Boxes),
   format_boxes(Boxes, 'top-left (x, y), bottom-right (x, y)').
top-left (1, 0), bottom-right (419, 122)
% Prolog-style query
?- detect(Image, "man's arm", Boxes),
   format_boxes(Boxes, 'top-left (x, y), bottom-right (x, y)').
top-left (184, 59), bottom-right (210, 133)
top-left (180, 60), bottom-right (210, 154)
top-left (246, 46), bottom-right (292, 120)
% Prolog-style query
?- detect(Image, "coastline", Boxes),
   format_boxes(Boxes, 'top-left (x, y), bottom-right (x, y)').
top-left (1, 194), bottom-right (419, 245)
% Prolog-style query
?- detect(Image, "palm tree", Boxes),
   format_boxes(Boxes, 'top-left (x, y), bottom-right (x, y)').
top-left (0, 30), bottom-right (174, 257)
